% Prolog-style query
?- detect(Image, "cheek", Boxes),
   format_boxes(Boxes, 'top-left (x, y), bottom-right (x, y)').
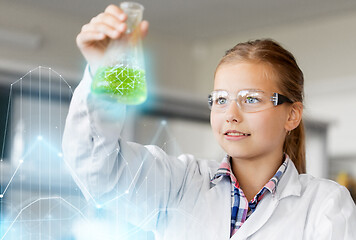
top-left (251, 111), bottom-right (287, 139)
top-left (210, 112), bottom-right (222, 136)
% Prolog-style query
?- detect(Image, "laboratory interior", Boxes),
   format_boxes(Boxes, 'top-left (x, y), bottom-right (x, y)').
top-left (0, 0), bottom-right (356, 239)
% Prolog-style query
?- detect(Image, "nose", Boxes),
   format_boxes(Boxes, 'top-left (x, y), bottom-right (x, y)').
top-left (225, 100), bottom-right (243, 123)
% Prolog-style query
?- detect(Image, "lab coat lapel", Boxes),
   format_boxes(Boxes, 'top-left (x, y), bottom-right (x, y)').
top-left (230, 158), bottom-right (302, 240)
top-left (231, 194), bottom-right (279, 240)
top-left (194, 177), bottom-right (232, 239)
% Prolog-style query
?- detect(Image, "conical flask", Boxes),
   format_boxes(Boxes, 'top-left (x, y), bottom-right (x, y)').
top-left (91, 2), bottom-right (147, 105)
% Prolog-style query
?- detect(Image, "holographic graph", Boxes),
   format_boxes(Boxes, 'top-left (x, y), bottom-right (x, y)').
top-left (0, 66), bottom-right (87, 240)
top-left (0, 67), bottom-right (187, 240)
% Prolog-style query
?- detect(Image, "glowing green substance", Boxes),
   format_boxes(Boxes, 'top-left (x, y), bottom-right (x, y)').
top-left (91, 65), bottom-right (147, 105)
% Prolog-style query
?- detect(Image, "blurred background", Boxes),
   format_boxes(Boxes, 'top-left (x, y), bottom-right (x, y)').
top-left (0, 0), bottom-right (356, 239)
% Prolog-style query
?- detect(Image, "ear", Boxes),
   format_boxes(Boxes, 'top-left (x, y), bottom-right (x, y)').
top-left (285, 102), bottom-right (303, 131)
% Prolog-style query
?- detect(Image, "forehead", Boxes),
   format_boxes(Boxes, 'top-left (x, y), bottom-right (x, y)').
top-left (214, 62), bottom-right (279, 93)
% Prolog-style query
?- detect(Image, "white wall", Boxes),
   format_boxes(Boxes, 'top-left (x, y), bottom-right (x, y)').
top-left (0, 1), bottom-right (85, 80)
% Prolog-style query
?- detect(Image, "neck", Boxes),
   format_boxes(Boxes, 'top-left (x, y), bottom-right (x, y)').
top-left (230, 151), bottom-right (284, 202)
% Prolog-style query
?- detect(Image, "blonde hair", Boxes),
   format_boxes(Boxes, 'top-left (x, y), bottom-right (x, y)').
top-left (216, 39), bottom-right (306, 174)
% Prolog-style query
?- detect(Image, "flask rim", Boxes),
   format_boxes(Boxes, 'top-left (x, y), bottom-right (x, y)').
top-left (120, 2), bottom-right (144, 12)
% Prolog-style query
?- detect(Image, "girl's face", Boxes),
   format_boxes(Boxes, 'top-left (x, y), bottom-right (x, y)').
top-left (211, 62), bottom-right (292, 161)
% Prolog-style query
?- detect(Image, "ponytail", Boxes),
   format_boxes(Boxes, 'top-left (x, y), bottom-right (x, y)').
top-left (284, 119), bottom-right (306, 174)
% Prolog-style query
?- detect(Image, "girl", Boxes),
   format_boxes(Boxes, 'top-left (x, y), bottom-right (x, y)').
top-left (63, 4), bottom-right (356, 240)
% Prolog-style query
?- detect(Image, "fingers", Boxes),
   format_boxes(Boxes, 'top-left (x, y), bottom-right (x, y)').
top-left (87, 10), bottom-right (127, 37)
top-left (76, 31), bottom-right (105, 47)
top-left (82, 21), bottom-right (125, 39)
top-left (104, 4), bottom-right (127, 21)
top-left (140, 20), bottom-right (149, 38)
top-left (78, 5), bottom-right (127, 44)
top-left (77, 4), bottom-right (149, 50)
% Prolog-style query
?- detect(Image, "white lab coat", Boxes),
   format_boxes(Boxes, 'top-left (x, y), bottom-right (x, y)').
top-left (63, 67), bottom-right (356, 240)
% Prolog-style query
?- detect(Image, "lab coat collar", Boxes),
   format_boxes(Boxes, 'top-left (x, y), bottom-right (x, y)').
top-left (211, 155), bottom-right (301, 200)
top-left (274, 156), bottom-right (302, 200)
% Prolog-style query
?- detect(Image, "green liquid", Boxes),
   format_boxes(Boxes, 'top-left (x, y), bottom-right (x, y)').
top-left (91, 65), bottom-right (147, 105)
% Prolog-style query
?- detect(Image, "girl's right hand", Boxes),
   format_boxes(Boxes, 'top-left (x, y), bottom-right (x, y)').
top-left (76, 4), bottom-right (149, 66)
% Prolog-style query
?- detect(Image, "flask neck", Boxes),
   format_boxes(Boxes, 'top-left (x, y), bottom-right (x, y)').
top-left (120, 2), bottom-right (144, 34)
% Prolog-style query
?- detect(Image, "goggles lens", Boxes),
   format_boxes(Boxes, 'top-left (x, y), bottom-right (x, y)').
top-left (208, 90), bottom-right (292, 113)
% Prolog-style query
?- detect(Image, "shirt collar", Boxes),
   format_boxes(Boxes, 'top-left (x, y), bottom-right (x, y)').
top-left (210, 154), bottom-right (235, 185)
top-left (210, 154), bottom-right (288, 194)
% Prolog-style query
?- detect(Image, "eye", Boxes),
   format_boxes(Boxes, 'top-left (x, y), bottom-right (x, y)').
top-left (245, 96), bottom-right (261, 104)
top-left (216, 97), bottom-right (228, 105)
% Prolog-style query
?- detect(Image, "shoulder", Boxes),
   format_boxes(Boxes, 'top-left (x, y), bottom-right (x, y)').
top-left (298, 173), bottom-right (350, 198)
top-left (297, 174), bottom-right (356, 219)
top-left (283, 158), bottom-right (351, 201)
top-left (297, 175), bottom-right (356, 238)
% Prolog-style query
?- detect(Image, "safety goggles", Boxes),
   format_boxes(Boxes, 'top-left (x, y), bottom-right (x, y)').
top-left (208, 89), bottom-right (293, 113)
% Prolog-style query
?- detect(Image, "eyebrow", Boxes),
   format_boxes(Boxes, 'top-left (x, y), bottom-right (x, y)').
top-left (213, 88), bottom-right (265, 92)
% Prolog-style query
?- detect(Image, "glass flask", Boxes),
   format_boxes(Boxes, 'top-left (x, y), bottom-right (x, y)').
top-left (91, 2), bottom-right (147, 105)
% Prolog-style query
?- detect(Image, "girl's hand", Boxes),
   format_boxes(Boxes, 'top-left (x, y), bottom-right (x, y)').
top-left (76, 4), bottom-right (149, 66)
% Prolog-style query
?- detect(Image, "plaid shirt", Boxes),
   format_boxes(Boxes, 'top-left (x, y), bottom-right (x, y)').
top-left (211, 155), bottom-right (288, 237)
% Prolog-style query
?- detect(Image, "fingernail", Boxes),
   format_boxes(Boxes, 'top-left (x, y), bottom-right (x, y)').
top-left (119, 23), bottom-right (126, 31)
top-left (119, 13), bottom-right (126, 21)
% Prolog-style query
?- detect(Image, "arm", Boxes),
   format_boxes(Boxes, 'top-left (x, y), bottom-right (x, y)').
top-left (62, 5), bottom-right (211, 231)
top-left (62, 65), bottom-right (126, 200)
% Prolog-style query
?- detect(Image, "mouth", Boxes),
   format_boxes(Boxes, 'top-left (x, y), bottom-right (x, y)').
top-left (224, 130), bottom-right (251, 137)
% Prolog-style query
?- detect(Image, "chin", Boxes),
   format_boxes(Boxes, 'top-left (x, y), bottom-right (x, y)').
top-left (228, 152), bottom-right (254, 160)
top-left (222, 146), bottom-right (252, 159)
